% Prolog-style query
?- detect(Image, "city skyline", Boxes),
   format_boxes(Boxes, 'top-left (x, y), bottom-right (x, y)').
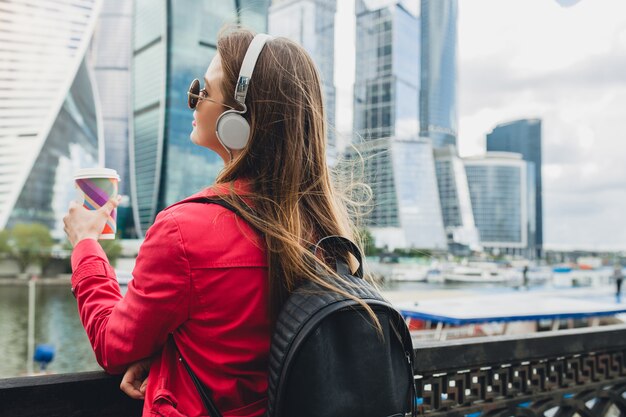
top-left (1, 0), bottom-right (624, 252)
top-left (335, 0), bottom-right (626, 251)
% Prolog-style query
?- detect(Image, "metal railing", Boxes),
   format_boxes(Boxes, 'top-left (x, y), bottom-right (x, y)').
top-left (2, 324), bottom-right (626, 417)
top-left (414, 324), bottom-right (626, 417)
top-left (0, 371), bottom-right (142, 417)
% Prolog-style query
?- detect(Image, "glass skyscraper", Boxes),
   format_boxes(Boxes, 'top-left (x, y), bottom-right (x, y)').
top-left (90, 0), bottom-right (135, 237)
top-left (464, 152), bottom-right (533, 256)
top-left (344, 138), bottom-right (447, 250)
top-left (0, 0), bottom-right (102, 239)
top-left (419, 0), bottom-right (458, 149)
top-left (349, 0), bottom-right (445, 250)
top-left (486, 119), bottom-right (543, 257)
top-left (131, 0), bottom-right (270, 237)
top-left (268, 0), bottom-right (337, 165)
top-left (434, 145), bottom-right (480, 254)
top-left (353, 0), bottom-right (420, 142)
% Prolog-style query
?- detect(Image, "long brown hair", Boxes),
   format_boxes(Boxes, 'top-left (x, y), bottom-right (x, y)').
top-left (214, 27), bottom-right (375, 324)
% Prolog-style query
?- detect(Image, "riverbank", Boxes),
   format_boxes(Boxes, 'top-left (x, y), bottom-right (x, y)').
top-left (0, 274), bottom-right (475, 301)
top-left (0, 275), bottom-right (71, 286)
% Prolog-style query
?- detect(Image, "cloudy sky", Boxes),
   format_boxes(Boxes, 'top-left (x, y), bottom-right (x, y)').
top-left (334, 0), bottom-right (626, 251)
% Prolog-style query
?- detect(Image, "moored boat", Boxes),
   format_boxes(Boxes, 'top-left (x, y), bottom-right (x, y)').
top-left (443, 265), bottom-right (516, 284)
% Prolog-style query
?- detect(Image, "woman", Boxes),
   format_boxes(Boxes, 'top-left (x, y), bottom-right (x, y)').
top-left (63, 27), bottom-right (363, 417)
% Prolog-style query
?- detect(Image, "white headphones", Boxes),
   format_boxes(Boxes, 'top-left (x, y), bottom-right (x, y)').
top-left (216, 33), bottom-right (272, 153)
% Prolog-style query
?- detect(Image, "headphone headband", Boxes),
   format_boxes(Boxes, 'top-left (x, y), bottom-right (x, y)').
top-left (234, 34), bottom-right (272, 107)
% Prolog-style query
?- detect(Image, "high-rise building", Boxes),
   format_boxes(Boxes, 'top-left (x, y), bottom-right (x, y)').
top-left (268, 0), bottom-right (337, 164)
top-left (419, 0), bottom-right (458, 149)
top-left (434, 145), bottom-right (480, 254)
top-left (0, 0), bottom-right (103, 238)
top-left (90, 1), bottom-right (135, 237)
top-left (353, 0), bottom-right (420, 142)
top-left (350, 1), bottom-right (446, 250)
top-left (131, 0), bottom-right (270, 237)
top-left (344, 137), bottom-right (447, 250)
top-left (464, 152), bottom-right (535, 256)
top-left (486, 119), bottom-right (543, 257)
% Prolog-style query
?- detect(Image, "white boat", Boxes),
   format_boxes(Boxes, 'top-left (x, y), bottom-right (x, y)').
top-left (526, 266), bottom-right (553, 283)
top-left (387, 264), bottom-right (430, 282)
top-left (443, 266), bottom-right (516, 284)
top-left (425, 268), bottom-right (444, 283)
top-left (366, 259), bottom-right (431, 282)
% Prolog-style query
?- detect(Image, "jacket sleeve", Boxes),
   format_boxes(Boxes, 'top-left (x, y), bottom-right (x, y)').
top-left (71, 210), bottom-right (191, 374)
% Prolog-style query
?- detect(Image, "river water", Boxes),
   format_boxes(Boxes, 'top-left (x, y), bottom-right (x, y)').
top-left (0, 280), bottom-right (442, 378)
top-left (0, 272), bottom-right (615, 379)
top-left (0, 283), bottom-right (103, 378)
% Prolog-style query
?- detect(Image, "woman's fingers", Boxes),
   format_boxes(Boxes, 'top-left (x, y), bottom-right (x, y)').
top-left (120, 358), bottom-right (152, 400)
top-left (140, 377), bottom-right (149, 394)
top-left (120, 371), bottom-right (145, 400)
top-left (63, 196), bottom-right (120, 246)
top-left (120, 360), bottom-right (150, 400)
top-left (99, 196), bottom-right (119, 216)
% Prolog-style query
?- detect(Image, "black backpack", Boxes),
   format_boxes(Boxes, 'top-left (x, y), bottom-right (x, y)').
top-left (173, 198), bottom-right (417, 417)
top-left (266, 235), bottom-right (417, 417)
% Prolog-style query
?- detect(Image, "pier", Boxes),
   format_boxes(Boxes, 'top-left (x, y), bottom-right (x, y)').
top-left (2, 324), bottom-right (626, 416)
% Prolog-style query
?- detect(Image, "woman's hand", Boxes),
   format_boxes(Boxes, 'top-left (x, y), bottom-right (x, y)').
top-left (63, 196), bottom-right (120, 247)
top-left (120, 358), bottom-right (152, 400)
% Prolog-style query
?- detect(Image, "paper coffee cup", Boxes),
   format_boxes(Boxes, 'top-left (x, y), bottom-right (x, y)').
top-left (74, 168), bottom-right (120, 240)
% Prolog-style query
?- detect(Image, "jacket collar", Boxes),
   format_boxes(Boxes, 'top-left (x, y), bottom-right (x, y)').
top-left (164, 179), bottom-right (253, 210)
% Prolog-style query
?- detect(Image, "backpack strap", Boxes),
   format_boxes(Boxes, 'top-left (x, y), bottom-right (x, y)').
top-left (313, 235), bottom-right (364, 278)
top-left (170, 334), bottom-right (223, 417)
top-left (167, 197), bottom-right (239, 417)
top-left (169, 195), bottom-right (242, 214)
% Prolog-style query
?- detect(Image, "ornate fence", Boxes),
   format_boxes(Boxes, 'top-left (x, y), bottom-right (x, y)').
top-left (413, 324), bottom-right (626, 417)
top-left (2, 324), bottom-right (626, 417)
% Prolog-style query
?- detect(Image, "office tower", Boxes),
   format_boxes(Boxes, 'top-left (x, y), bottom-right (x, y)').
top-left (268, 0), bottom-right (337, 164)
top-left (349, 1), bottom-right (446, 250)
top-left (0, 0), bottom-right (103, 238)
top-left (434, 146), bottom-right (480, 254)
top-left (131, 0), bottom-right (270, 237)
top-left (344, 137), bottom-right (447, 250)
top-left (353, 0), bottom-right (420, 141)
top-left (419, 0), bottom-right (458, 149)
top-left (464, 152), bottom-right (535, 257)
top-left (90, 1), bottom-right (135, 237)
top-left (486, 119), bottom-right (543, 257)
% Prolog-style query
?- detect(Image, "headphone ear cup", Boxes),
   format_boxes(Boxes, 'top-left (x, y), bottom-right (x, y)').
top-left (216, 110), bottom-right (251, 150)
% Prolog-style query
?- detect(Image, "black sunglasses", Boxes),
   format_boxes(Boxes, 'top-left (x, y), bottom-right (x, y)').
top-left (187, 78), bottom-right (235, 110)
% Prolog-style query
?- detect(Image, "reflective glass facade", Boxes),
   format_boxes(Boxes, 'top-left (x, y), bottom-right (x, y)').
top-left (351, 1), bottom-right (446, 250)
top-left (465, 153), bottom-right (528, 252)
top-left (131, 0), bottom-right (270, 236)
top-left (486, 119), bottom-right (543, 257)
top-left (91, 0), bottom-right (135, 237)
top-left (8, 61), bottom-right (99, 238)
top-left (392, 138), bottom-right (446, 249)
top-left (436, 158), bottom-right (461, 227)
top-left (349, 139), bottom-right (399, 228)
top-left (268, 0), bottom-right (337, 164)
top-left (0, 0), bottom-right (101, 237)
top-left (419, 0), bottom-right (457, 149)
top-left (343, 137), bottom-right (446, 250)
top-left (353, 1), bottom-right (419, 141)
top-left (434, 145), bottom-right (480, 251)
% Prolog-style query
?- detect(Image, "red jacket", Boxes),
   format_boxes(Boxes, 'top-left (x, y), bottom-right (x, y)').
top-left (71, 186), bottom-right (271, 417)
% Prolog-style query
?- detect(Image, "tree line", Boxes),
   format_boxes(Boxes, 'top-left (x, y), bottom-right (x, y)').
top-left (0, 223), bottom-right (122, 276)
